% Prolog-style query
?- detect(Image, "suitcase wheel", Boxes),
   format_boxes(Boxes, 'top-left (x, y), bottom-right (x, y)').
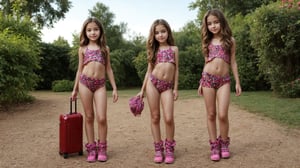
top-left (63, 153), bottom-right (68, 159)
top-left (79, 151), bottom-right (83, 155)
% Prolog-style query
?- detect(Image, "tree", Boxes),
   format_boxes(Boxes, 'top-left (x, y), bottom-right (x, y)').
top-left (0, 0), bottom-right (72, 28)
top-left (0, 15), bottom-right (40, 105)
top-left (231, 14), bottom-right (270, 91)
top-left (249, 2), bottom-right (300, 97)
top-left (189, 0), bottom-right (276, 20)
top-left (174, 22), bottom-right (202, 89)
top-left (36, 42), bottom-right (72, 90)
top-left (53, 36), bottom-right (70, 48)
top-left (88, 2), bottom-right (126, 51)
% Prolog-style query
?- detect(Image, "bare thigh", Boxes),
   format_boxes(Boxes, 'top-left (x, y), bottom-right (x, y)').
top-left (79, 82), bottom-right (94, 116)
top-left (216, 83), bottom-right (230, 118)
top-left (160, 90), bottom-right (174, 121)
top-left (146, 79), bottom-right (160, 116)
top-left (93, 87), bottom-right (107, 122)
top-left (202, 87), bottom-right (217, 114)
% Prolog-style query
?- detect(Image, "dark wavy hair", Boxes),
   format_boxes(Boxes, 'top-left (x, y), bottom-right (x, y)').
top-left (201, 9), bottom-right (233, 58)
top-left (79, 17), bottom-right (108, 62)
top-left (146, 19), bottom-right (175, 66)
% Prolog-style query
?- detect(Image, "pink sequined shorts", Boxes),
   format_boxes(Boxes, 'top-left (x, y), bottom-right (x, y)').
top-left (80, 74), bottom-right (106, 92)
top-left (199, 72), bottom-right (230, 89)
top-left (150, 74), bottom-right (173, 93)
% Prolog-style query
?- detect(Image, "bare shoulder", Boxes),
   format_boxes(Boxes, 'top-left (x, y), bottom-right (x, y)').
top-left (171, 46), bottom-right (179, 52)
top-left (78, 46), bottom-right (86, 55)
top-left (106, 45), bottom-right (110, 52)
top-left (231, 37), bottom-right (236, 44)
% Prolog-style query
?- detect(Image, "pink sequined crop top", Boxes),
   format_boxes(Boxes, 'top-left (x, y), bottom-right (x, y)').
top-left (83, 48), bottom-right (105, 65)
top-left (207, 44), bottom-right (230, 64)
top-left (155, 47), bottom-right (175, 65)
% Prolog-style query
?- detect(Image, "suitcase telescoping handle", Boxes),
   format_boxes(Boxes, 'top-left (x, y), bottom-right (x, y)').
top-left (70, 98), bottom-right (77, 114)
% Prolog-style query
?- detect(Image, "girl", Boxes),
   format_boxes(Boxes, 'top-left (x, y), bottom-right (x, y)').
top-left (71, 17), bottom-right (118, 163)
top-left (198, 9), bottom-right (242, 161)
top-left (137, 19), bottom-right (179, 164)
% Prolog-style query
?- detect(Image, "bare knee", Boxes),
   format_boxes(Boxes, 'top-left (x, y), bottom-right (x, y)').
top-left (97, 117), bottom-right (107, 126)
top-left (218, 113), bottom-right (228, 123)
top-left (207, 111), bottom-right (217, 121)
top-left (151, 112), bottom-right (160, 125)
top-left (164, 117), bottom-right (174, 126)
top-left (85, 113), bottom-right (95, 124)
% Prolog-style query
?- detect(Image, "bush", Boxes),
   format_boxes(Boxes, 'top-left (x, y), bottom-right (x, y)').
top-left (36, 42), bottom-right (72, 90)
top-left (231, 13), bottom-right (270, 91)
top-left (249, 1), bottom-right (300, 97)
top-left (52, 80), bottom-right (74, 92)
top-left (0, 31), bottom-right (40, 106)
top-left (0, 13), bottom-right (40, 106)
top-left (280, 78), bottom-right (300, 98)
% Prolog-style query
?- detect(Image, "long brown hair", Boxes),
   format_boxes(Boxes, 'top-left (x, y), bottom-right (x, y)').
top-left (201, 9), bottom-right (232, 57)
top-left (146, 19), bottom-right (175, 66)
top-left (79, 17), bottom-right (108, 62)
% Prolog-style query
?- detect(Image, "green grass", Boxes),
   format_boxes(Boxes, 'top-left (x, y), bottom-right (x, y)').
top-left (230, 91), bottom-right (300, 128)
top-left (116, 88), bottom-right (200, 99)
top-left (88, 89), bottom-right (300, 128)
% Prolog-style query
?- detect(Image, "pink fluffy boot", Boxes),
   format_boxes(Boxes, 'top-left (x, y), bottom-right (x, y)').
top-left (219, 136), bottom-right (230, 159)
top-left (97, 141), bottom-right (108, 162)
top-left (209, 140), bottom-right (220, 161)
top-left (164, 139), bottom-right (176, 164)
top-left (153, 140), bottom-right (164, 163)
top-left (85, 142), bottom-right (97, 162)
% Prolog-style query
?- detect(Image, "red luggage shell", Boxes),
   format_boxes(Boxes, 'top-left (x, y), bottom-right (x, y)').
top-left (59, 99), bottom-right (83, 158)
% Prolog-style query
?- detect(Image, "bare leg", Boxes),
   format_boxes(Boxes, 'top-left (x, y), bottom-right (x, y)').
top-left (161, 89), bottom-right (175, 141)
top-left (93, 86), bottom-right (107, 142)
top-left (202, 87), bottom-right (217, 141)
top-left (146, 79), bottom-right (162, 143)
top-left (217, 83), bottom-right (230, 139)
top-left (79, 83), bottom-right (95, 144)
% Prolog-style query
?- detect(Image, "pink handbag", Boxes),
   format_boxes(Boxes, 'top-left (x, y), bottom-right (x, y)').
top-left (129, 96), bottom-right (144, 116)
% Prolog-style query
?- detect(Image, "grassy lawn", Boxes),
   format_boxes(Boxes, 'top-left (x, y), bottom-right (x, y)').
top-left (117, 89), bottom-right (300, 128)
top-left (230, 91), bottom-right (300, 128)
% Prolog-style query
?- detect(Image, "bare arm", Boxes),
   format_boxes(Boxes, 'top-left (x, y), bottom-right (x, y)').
top-left (137, 62), bottom-right (153, 98)
top-left (71, 47), bottom-right (84, 100)
top-left (172, 46), bottom-right (179, 100)
top-left (105, 47), bottom-right (118, 102)
top-left (230, 38), bottom-right (242, 96)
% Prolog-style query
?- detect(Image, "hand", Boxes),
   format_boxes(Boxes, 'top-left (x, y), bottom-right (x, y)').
top-left (112, 90), bottom-right (118, 103)
top-left (235, 84), bottom-right (242, 96)
top-left (136, 91), bottom-right (144, 99)
top-left (173, 90), bottom-right (178, 101)
top-left (197, 85), bottom-right (203, 96)
top-left (71, 90), bottom-right (77, 101)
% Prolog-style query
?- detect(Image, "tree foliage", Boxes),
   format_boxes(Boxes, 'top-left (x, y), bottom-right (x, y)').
top-left (0, 0), bottom-right (72, 28)
top-left (88, 2), bottom-right (126, 51)
top-left (36, 42), bottom-right (72, 90)
top-left (53, 36), bottom-right (70, 48)
top-left (0, 12), bottom-right (40, 105)
top-left (0, 29), bottom-right (40, 105)
top-left (190, 0), bottom-right (276, 20)
top-left (230, 14), bottom-right (270, 91)
top-left (248, 1), bottom-right (300, 97)
top-left (175, 22), bottom-right (202, 89)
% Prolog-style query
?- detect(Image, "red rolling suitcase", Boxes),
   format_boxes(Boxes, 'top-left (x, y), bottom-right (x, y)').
top-left (59, 98), bottom-right (83, 158)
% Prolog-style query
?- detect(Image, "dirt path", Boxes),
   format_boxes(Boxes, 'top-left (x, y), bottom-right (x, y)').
top-left (0, 91), bottom-right (299, 168)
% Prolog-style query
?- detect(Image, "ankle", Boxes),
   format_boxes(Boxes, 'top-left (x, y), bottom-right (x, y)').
top-left (153, 140), bottom-right (164, 163)
top-left (164, 139), bottom-right (176, 164)
top-left (209, 140), bottom-right (220, 161)
top-left (218, 136), bottom-right (230, 159)
top-left (85, 142), bottom-right (97, 162)
top-left (97, 140), bottom-right (108, 162)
